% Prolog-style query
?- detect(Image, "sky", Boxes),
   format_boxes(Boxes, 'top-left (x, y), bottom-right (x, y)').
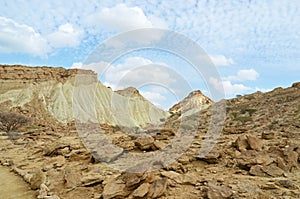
top-left (0, 0), bottom-right (299, 109)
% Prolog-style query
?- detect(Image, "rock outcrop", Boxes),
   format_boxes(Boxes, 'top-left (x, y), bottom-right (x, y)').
top-left (169, 90), bottom-right (212, 114)
top-left (0, 65), bottom-right (168, 127)
top-left (116, 87), bottom-right (147, 101)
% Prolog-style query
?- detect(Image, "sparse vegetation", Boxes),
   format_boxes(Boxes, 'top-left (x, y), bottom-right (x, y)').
top-left (234, 116), bottom-right (252, 124)
top-left (0, 112), bottom-right (30, 133)
top-left (239, 105), bottom-right (257, 116)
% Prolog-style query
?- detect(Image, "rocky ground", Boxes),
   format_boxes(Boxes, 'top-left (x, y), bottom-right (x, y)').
top-left (0, 82), bottom-right (300, 199)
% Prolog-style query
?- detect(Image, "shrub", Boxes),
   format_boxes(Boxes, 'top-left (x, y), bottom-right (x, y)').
top-left (0, 112), bottom-right (30, 133)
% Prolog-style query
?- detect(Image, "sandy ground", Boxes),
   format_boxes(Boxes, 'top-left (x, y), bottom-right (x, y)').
top-left (0, 166), bottom-right (36, 199)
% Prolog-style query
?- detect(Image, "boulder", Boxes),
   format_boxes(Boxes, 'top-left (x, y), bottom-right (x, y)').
top-left (135, 135), bottom-right (154, 151)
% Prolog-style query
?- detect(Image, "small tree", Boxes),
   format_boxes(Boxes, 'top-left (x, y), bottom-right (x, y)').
top-left (0, 112), bottom-right (30, 133)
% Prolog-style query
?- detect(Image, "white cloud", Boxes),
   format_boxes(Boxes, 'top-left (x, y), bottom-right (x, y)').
top-left (71, 62), bottom-right (83, 68)
top-left (140, 91), bottom-right (166, 103)
top-left (86, 4), bottom-right (166, 32)
top-left (209, 55), bottom-right (234, 66)
top-left (209, 77), bottom-right (252, 96)
top-left (0, 16), bottom-right (50, 57)
top-left (225, 69), bottom-right (259, 82)
top-left (47, 23), bottom-right (83, 48)
top-left (99, 57), bottom-right (175, 90)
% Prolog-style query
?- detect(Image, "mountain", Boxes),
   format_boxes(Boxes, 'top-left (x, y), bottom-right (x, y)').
top-left (169, 90), bottom-right (213, 114)
top-left (0, 65), bottom-right (169, 127)
top-left (116, 87), bottom-right (146, 101)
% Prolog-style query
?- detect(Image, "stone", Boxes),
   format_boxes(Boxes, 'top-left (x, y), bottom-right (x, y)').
top-left (206, 182), bottom-right (233, 199)
top-left (80, 172), bottom-right (104, 187)
top-left (121, 172), bottom-right (146, 189)
top-left (199, 150), bottom-right (221, 164)
top-left (161, 171), bottom-right (180, 182)
top-left (24, 169), bottom-right (46, 190)
top-left (148, 178), bottom-right (168, 198)
top-left (38, 183), bottom-right (50, 198)
top-left (235, 135), bottom-right (250, 152)
top-left (132, 182), bottom-right (150, 198)
top-left (256, 154), bottom-right (274, 165)
top-left (249, 165), bottom-right (268, 177)
top-left (275, 180), bottom-right (298, 190)
top-left (102, 179), bottom-right (126, 199)
top-left (90, 140), bottom-right (124, 163)
top-left (262, 131), bottom-right (275, 140)
top-left (246, 135), bottom-right (263, 151)
top-left (135, 135), bottom-right (154, 151)
top-left (153, 140), bottom-right (167, 150)
top-left (64, 170), bottom-right (82, 188)
top-left (262, 164), bottom-right (284, 177)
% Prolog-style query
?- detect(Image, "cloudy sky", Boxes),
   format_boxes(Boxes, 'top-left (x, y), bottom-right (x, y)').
top-left (0, 1), bottom-right (299, 109)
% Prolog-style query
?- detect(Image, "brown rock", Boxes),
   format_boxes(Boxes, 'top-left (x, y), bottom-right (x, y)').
top-left (262, 131), bottom-right (275, 140)
top-left (64, 170), bottom-right (82, 188)
top-left (153, 140), bottom-right (167, 150)
top-left (249, 165), bottom-right (268, 177)
top-left (24, 169), bottom-right (45, 190)
top-left (132, 182), bottom-right (150, 198)
top-left (262, 164), bottom-right (284, 177)
top-left (148, 178), bottom-right (168, 198)
top-left (135, 135), bottom-right (154, 151)
top-left (206, 182), bottom-right (232, 199)
top-left (80, 172), bottom-right (104, 187)
top-left (256, 154), bottom-right (274, 166)
top-left (121, 172), bottom-right (146, 190)
top-left (276, 156), bottom-right (288, 171)
top-left (235, 135), bottom-right (250, 152)
top-left (199, 150), bottom-right (221, 164)
top-left (161, 171), bottom-right (180, 183)
top-left (246, 135), bottom-right (263, 151)
top-left (275, 180), bottom-right (299, 190)
top-left (102, 179), bottom-right (126, 199)
top-left (284, 150), bottom-right (299, 170)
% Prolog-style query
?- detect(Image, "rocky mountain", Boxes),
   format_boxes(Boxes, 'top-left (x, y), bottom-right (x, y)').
top-left (169, 90), bottom-right (213, 114)
top-left (116, 87), bottom-right (147, 101)
top-left (0, 65), bottom-right (299, 199)
top-left (0, 65), bottom-right (168, 127)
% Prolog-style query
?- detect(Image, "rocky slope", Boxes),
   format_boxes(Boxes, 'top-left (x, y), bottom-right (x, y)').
top-left (169, 90), bottom-right (213, 114)
top-left (0, 65), bottom-right (168, 127)
top-left (0, 65), bottom-right (299, 198)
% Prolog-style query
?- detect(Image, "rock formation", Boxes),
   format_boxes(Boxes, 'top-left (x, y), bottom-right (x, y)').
top-left (0, 65), bottom-right (168, 127)
top-left (169, 90), bottom-right (213, 114)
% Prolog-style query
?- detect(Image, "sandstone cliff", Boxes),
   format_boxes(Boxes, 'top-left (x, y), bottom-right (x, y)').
top-left (0, 65), bottom-right (168, 127)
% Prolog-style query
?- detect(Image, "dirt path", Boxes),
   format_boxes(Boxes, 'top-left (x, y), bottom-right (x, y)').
top-left (0, 166), bottom-right (36, 199)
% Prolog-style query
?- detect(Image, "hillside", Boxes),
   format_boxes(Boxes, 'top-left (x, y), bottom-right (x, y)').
top-left (0, 65), bottom-right (299, 198)
top-left (0, 65), bottom-right (168, 127)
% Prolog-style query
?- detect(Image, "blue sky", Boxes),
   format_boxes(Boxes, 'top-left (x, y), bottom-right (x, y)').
top-left (0, 1), bottom-right (299, 109)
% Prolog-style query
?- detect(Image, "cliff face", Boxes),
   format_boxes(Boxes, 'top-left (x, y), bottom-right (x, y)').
top-left (0, 65), bottom-right (95, 81)
top-left (0, 65), bottom-right (168, 127)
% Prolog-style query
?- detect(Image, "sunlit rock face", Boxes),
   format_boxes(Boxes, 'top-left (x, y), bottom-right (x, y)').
top-left (169, 90), bottom-right (213, 115)
top-left (0, 65), bottom-right (169, 127)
